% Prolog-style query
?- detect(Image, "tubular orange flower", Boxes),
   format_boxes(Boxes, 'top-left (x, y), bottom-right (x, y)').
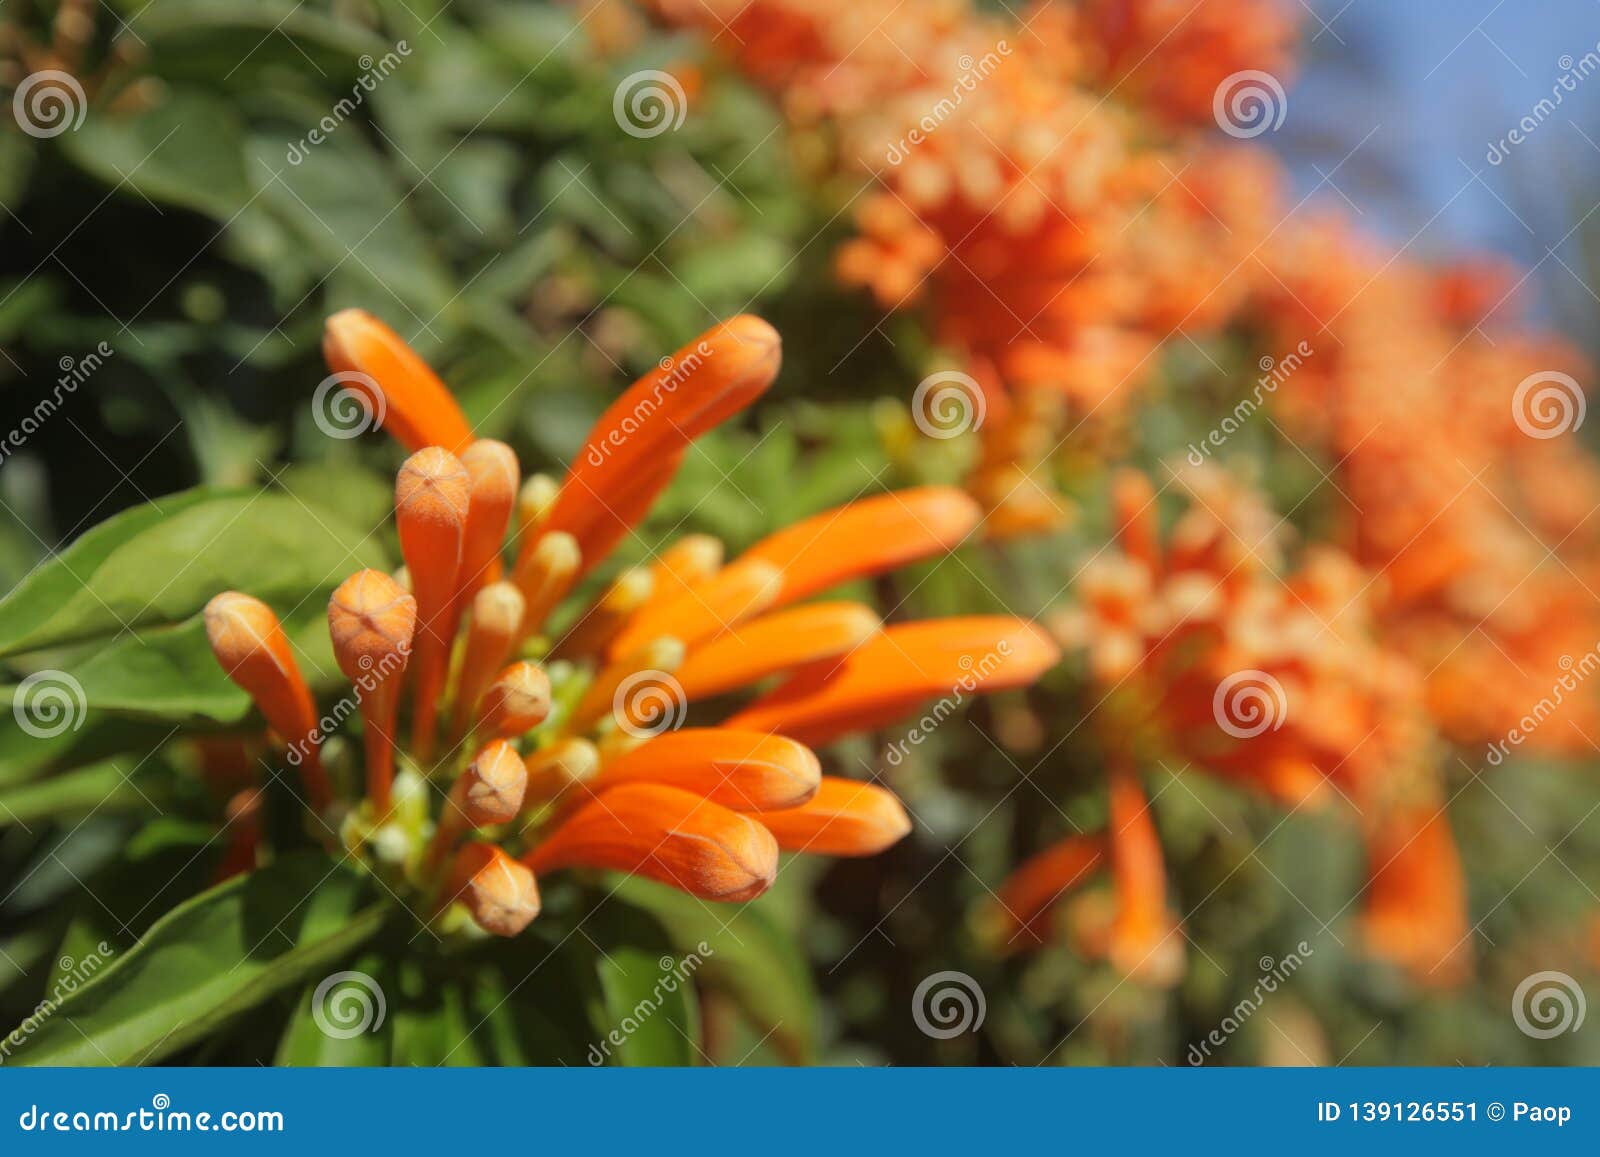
top-left (674, 602), bottom-right (882, 701)
top-left (532, 316), bottom-right (782, 577)
top-left (477, 661), bottom-right (553, 739)
top-left (450, 581), bottom-right (525, 740)
top-left (203, 592), bottom-right (330, 810)
top-left (526, 783), bottom-right (779, 902)
top-left (328, 569), bottom-right (417, 814)
top-left (1105, 760), bottom-right (1183, 987)
top-left (457, 439), bottom-right (520, 598)
top-left (755, 777), bottom-right (911, 856)
top-left (323, 309), bottom-right (473, 453)
top-left (444, 843), bottom-right (541, 937)
top-left (727, 617), bottom-right (1061, 744)
top-left (396, 447), bottom-right (472, 759)
top-left (588, 729), bottom-right (821, 812)
top-left (553, 567), bottom-right (654, 659)
top-left (729, 486), bottom-right (981, 606)
top-left (1360, 802), bottom-right (1470, 988)
top-left (523, 738), bottom-right (601, 804)
top-left (426, 739), bottom-right (527, 868)
top-left (989, 834), bottom-right (1108, 952)
top-left (608, 560), bottom-right (782, 658)
top-left (511, 530), bottom-right (581, 639)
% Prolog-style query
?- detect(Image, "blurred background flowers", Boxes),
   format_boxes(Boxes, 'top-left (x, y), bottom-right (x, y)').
top-left (2, 0), bottom-right (1599, 1066)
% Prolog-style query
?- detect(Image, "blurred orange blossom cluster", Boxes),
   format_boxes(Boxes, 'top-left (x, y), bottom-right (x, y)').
top-left (638, 0), bottom-right (1600, 985)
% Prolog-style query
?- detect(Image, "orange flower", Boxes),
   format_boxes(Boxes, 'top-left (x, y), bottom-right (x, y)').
top-left (204, 313), bottom-right (1056, 936)
top-left (323, 309), bottom-right (473, 453)
top-left (203, 592), bottom-right (330, 810)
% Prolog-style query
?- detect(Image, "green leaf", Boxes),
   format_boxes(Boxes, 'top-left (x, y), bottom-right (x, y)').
top-left (585, 896), bottom-right (701, 1066)
top-left (42, 605), bottom-right (341, 725)
top-left (3, 853), bottom-right (384, 1065)
top-left (0, 758), bottom-right (169, 830)
top-left (0, 488), bottom-right (390, 658)
top-left (275, 954), bottom-right (394, 1066)
top-left (0, 712), bottom-right (173, 789)
top-left (62, 89), bottom-right (252, 220)
top-left (616, 877), bottom-right (816, 1062)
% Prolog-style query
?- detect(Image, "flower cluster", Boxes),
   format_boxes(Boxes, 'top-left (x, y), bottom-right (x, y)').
top-left (204, 311), bottom-right (1059, 936)
top-left (643, 0), bottom-right (1600, 988)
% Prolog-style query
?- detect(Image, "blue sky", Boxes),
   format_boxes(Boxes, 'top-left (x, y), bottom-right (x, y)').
top-left (1280, 0), bottom-right (1600, 328)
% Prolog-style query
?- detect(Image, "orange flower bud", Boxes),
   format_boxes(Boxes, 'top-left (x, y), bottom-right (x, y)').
top-left (477, 661), bottom-right (552, 739)
top-left (757, 777), bottom-right (910, 856)
top-left (526, 783), bottom-right (778, 902)
top-left (646, 534), bottom-right (723, 609)
top-left (323, 310), bottom-right (473, 453)
top-left (675, 602), bottom-right (881, 700)
top-left (328, 569), bottom-right (417, 814)
top-left (203, 592), bottom-right (330, 810)
top-left (731, 487), bottom-right (979, 607)
top-left (396, 447), bottom-right (471, 759)
top-left (427, 739), bottom-right (528, 869)
top-left (1106, 762), bottom-right (1183, 987)
top-left (457, 439), bottom-right (520, 599)
top-left (510, 530), bottom-right (581, 640)
top-left (592, 728), bottom-right (820, 811)
top-left (450, 581), bottom-right (525, 740)
top-left (445, 843), bottom-right (541, 937)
